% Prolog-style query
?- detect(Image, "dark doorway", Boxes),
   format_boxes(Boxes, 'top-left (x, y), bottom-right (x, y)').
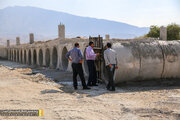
top-left (39, 49), bottom-right (43, 66)
top-left (33, 49), bottom-right (37, 65)
top-left (61, 47), bottom-right (68, 70)
top-left (45, 49), bottom-right (50, 67)
top-left (52, 47), bottom-right (58, 69)
top-left (28, 50), bottom-right (31, 65)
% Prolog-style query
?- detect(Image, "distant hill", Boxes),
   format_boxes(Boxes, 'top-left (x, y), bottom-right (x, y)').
top-left (0, 6), bottom-right (149, 44)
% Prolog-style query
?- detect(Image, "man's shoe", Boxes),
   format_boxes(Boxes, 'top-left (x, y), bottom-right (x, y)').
top-left (92, 84), bottom-right (98, 86)
top-left (83, 87), bottom-right (91, 90)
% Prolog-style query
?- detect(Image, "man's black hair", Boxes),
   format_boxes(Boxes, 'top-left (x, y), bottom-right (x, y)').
top-left (74, 42), bottom-right (79, 47)
top-left (89, 41), bottom-right (94, 46)
top-left (107, 43), bottom-right (112, 48)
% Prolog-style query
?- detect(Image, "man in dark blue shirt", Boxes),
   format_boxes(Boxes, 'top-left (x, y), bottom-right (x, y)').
top-left (66, 43), bottom-right (90, 90)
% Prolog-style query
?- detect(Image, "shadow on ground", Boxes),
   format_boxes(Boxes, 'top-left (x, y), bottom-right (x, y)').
top-left (57, 78), bottom-right (180, 97)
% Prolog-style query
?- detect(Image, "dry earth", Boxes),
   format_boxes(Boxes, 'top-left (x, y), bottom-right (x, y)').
top-left (0, 60), bottom-right (180, 120)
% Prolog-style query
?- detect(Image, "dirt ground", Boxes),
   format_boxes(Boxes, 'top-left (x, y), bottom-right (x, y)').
top-left (0, 60), bottom-right (180, 120)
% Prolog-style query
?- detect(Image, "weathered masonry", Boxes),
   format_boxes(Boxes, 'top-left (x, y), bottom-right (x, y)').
top-left (0, 25), bottom-right (180, 84)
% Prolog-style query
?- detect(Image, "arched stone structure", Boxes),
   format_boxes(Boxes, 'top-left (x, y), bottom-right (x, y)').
top-left (28, 49), bottom-right (31, 65)
top-left (61, 47), bottom-right (68, 71)
top-left (17, 50), bottom-right (19, 62)
top-left (14, 50), bottom-right (16, 62)
top-left (9, 49), bottom-right (11, 60)
top-left (39, 49), bottom-right (43, 66)
top-left (45, 48), bottom-right (50, 67)
top-left (20, 50), bottom-right (23, 63)
top-left (11, 49), bottom-right (14, 61)
top-left (33, 49), bottom-right (37, 65)
top-left (10, 50), bottom-right (12, 60)
top-left (52, 47), bottom-right (58, 69)
top-left (10, 50), bottom-right (11, 60)
top-left (6, 49), bottom-right (9, 60)
top-left (24, 50), bottom-right (27, 64)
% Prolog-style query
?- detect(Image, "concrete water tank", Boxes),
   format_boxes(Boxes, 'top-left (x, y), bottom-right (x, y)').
top-left (104, 40), bottom-right (180, 84)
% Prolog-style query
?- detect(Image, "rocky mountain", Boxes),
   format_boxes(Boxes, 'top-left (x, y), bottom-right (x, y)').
top-left (0, 6), bottom-right (149, 44)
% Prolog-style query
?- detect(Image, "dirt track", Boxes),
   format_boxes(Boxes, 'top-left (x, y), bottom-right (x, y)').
top-left (0, 60), bottom-right (180, 120)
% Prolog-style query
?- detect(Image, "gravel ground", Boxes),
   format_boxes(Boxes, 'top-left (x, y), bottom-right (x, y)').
top-left (0, 60), bottom-right (180, 120)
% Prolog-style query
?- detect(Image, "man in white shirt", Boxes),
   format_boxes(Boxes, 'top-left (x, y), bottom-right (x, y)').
top-left (104, 43), bottom-right (118, 91)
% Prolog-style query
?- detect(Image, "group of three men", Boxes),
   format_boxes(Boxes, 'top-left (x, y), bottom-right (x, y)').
top-left (65, 41), bottom-right (118, 91)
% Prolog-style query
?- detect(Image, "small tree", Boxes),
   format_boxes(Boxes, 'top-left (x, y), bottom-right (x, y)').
top-left (167, 23), bottom-right (180, 40)
top-left (146, 25), bottom-right (160, 38)
top-left (146, 24), bottom-right (180, 40)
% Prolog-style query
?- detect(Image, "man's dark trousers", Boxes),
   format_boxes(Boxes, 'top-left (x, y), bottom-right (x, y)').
top-left (87, 60), bottom-right (97, 85)
top-left (106, 65), bottom-right (115, 90)
top-left (72, 63), bottom-right (87, 88)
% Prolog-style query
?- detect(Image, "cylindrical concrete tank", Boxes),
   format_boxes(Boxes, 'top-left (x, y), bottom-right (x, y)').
top-left (103, 40), bottom-right (180, 84)
top-left (138, 40), bottom-right (164, 80)
top-left (110, 41), bottom-right (141, 83)
top-left (159, 40), bottom-right (180, 78)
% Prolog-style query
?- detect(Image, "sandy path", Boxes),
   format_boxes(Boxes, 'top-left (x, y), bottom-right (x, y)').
top-left (0, 61), bottom-right (180, 120)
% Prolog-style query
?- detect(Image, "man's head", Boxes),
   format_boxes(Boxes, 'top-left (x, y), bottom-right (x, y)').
top-left (74, 42), bottom-right (80, 48)
top-left (89, 41), bottom-right (94, 48)
top-left (106, 42), bottom-right (112, 48)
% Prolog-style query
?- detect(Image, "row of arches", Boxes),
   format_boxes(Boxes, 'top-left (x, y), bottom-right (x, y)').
top-left (7, 45), bottom-right (93, 77)
top-left (7, 47), bottom-right (60, 69)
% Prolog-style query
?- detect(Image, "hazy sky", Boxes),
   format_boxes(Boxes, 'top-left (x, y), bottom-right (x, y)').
top-left (0, 0), bottom-right (179, 27)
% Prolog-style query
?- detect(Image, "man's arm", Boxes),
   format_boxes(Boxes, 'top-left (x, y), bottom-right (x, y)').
top-left (78, 49), bottom-right (83, 64)
top-left (78, 49), bottom-right (83, 60)
top-left (65, 50), bottom-right (72, 61)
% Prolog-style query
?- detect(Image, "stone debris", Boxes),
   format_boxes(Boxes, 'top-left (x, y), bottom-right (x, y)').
top-left (30, 73), bottom-right (51, 82)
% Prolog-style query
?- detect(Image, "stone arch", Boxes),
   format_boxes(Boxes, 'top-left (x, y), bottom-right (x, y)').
top-left (11, 50), bottom-right (13, 60)
top-left (14, 50), bottom-right (16, 61)
top-left (45, 48), bottom-right (50, 67)
top-left (9, 49), bottom-right (11, 60)
top-left (8, 50), bottom-right (10, 60)
top-left (7, 49), bottom-right (9, 60)
top-left (61, 47), bottom-right (68, 70)
top-left (10, 50), bottom-right (12, 60)
top-left (17, 50), bottom-right (19, 62)
top-left (52, 47), bottom-right (58, 68)
top-left (33, 49), bottom-right (37, 65)
top-left (24, 50), bottom-right (27, 64)
top-left (20, 50), bottom-right (23, 63)
top-left (39, 49), bottom-right (43, 66)
top-left (28, 49), bottom-right (31, 65)
top-left (12, 50), bottom-right (13, 60)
